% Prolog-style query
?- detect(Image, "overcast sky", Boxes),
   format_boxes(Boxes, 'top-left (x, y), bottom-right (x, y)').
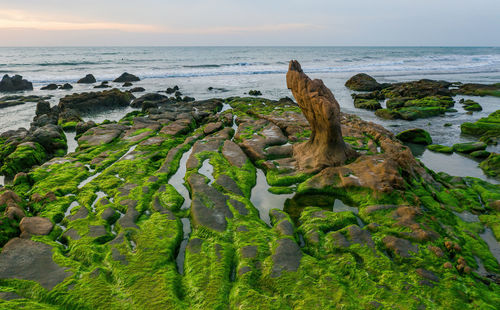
top-left (1, 0), bottom-right (499, 46)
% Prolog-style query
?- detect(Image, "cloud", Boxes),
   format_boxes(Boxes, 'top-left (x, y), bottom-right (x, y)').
top-left (0, 9), bottom-right (320, 35)
top-left (0, 9), bottom-right (162, 32)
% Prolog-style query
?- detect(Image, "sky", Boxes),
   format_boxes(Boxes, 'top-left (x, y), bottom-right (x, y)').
top-left (0, 0), bottom-right (500, 46)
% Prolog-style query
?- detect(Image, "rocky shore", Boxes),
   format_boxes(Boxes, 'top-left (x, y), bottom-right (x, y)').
top-left (0, 65), bottom-right (499, 308)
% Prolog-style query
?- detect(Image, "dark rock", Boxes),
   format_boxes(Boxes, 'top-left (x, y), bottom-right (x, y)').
top-left (286, 60), bottom-right (357, 171)
top-left (60, 83), bottom-right (73, 90)
top-left (354, 98), bottom-right (382, 110)
top-left (59, 89), bottom-right (132, 113)
top-left (130, 87), bottom-right (145, 93)
top-left (0, 74), bottom-right (33, 92)
top-left (118, 204), bottom-right (139, 229)
top-left (215, 174), bottom-right (243, 196)
top-left (94, 82), bottom-right (111, 89)
top-left (131, 93), bottom-right (169, 109)
top-left (68, 207), bottom-right (88, 221)
top-left (249, 90), bottom-right (262, 96)
top-left (87, 225), bottom-right (107, 238)
top-left (0, 238), bottom-right (71, 290)
top-left (122, 82), bottom-right (133, 87)
top-left (28, 124), bottom-right (67, 153)
top-left (271, 238), bottom-right (302, 277)
top-left (111, 247), bottom-right (128, 265)
top-left (113, 72), bottom-right (140, 83)
top-left (229, 199), bottom-right (248, 216)
top-left (35, 100), bottom-right (51, 116)
top-left (166, 86), bottom-right (179, 94)
top-left (75, 121), bottom-right (96, 136)
top-left (41, 84), bottom-right (58, 90)
top-left (101, 207), bottom-right (116, 222)
top-left (345, 73), bottom-right (382, 91)
top-left (77, 74), bottom-right (96, 84)
top-left (240, 245), bottom-right (258, 259)
top-left (188, 173), bottom-right (233, 232)
top-left (183, 96), bottom-right (195, 102)
top-left (187, 238), bottom-right (203, 254)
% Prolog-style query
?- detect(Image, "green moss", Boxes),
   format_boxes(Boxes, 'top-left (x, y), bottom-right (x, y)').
top-left (353, 98), bottom-right (382, 110)
top-left (427, 144), bottom-right (453, 153)
top-left (480, 153), bottom-right (500, 177)
top-left (453, 142), bottom-right (487, 153)
top-left (0, 143), bottom-right (47, 177)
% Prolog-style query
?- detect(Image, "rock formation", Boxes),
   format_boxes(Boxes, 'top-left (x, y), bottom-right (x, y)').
top-left (77, 74), bottom-right (96, 84)
top-left (0, 75), bottom-right (33, 92)
top-left (286, 60), bottom-right (357, 171)
top-left (114, 72), bottom-right (140, 83)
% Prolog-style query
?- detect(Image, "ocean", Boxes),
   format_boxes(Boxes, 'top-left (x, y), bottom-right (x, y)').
top-left (1, 46), bottom-right (500, 181)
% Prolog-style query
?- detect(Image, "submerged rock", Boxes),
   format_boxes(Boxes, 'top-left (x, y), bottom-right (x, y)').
top-left (41, 83), bottom-right (58, 90)
top-left (286, 60), bottom-right (357, 171)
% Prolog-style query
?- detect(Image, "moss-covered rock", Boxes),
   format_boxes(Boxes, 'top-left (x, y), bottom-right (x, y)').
top-left (0, 142), bottom-right (47, 177)
top-left (353, 98), bottom-right (382, 110)
top-left (461, 110), bottom-right (500, 141)
top-left (480, 153), bottom-right (500, 177)
top-left (396, 128), bottom-right (432, 145)
top-left (427, 144), bottom-right (453, 153)
top-left (452, 142), bottom-right (487, 153)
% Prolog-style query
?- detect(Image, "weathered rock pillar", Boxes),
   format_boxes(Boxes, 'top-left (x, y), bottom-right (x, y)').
top-left (286, 60), bottom-right (357, 171)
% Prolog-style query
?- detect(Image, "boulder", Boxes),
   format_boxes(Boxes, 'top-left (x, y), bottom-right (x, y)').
top-left (131, 93), bottom-right (169, 109)
top-left (354, 98), bottom-right (382, 110)
top-left (35, 101), bottom-right (51, 116)
top-left (122, 82), bottom-right (133, 87)
top-left (77, 74), bottom-right (96, 84)
top-left (0, 75), bottom-right (33, 92)
top-left (286, 60), bottom-right (357, 171)
top-left (249, 90), bottom-right (262, 96)
top-left (113, 72), bottom-right (140, 83)
top-left (19, 216), bottom-right (53, 237)
top-left (75, 120), bottom-right (96, 136)
top-left (345, 73), bottom-right (382, 91)
top-left (29, 124), bottom-right (67, 153)
top-left (396, 128), bottom-right (432, 145)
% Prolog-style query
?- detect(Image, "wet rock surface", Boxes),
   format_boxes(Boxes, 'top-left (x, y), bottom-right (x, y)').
top-left (0, 70), bottom-right (499, 308)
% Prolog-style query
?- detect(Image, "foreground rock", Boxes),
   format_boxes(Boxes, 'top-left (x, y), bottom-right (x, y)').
top-left (0, 75), bottom-right (33, 92)
top-left (286, 60), bottom-right (357, 171)
top-left (0, 238), bottom-right (71, 290)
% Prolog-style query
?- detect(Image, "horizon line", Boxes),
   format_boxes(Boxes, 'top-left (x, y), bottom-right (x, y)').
top-left (0, 45), bottom-right (500, 48)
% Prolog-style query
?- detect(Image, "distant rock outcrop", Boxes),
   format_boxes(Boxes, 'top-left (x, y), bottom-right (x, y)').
top-left (286, 60), bottom-right (357, 171)
top-left (114, 72), bottom-right (140, 83)
top-left (0, 75), bottom-right (33, 92)
top-left (77, 74), bottom-right (96, 84)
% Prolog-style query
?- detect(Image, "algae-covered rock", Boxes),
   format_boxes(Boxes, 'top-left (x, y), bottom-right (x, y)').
top-left (396, 128), bottom-right (432, 145)
top-left (0, 142), bottom-right (47, 177)
top-left (455, 83), bottom-right (500, 97)
top-left (480, 153), bottom-right (500, 177)
top-left (452, 141), bottom-right (487, 153)
top-left (460, 99), bottom-right (483, 111)
top-left (461, 110), bottom-right (500, 141)
top-left (353, 98), bottom-right (382, 110)
top-left (427, 144), bottom-right (453, 153)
